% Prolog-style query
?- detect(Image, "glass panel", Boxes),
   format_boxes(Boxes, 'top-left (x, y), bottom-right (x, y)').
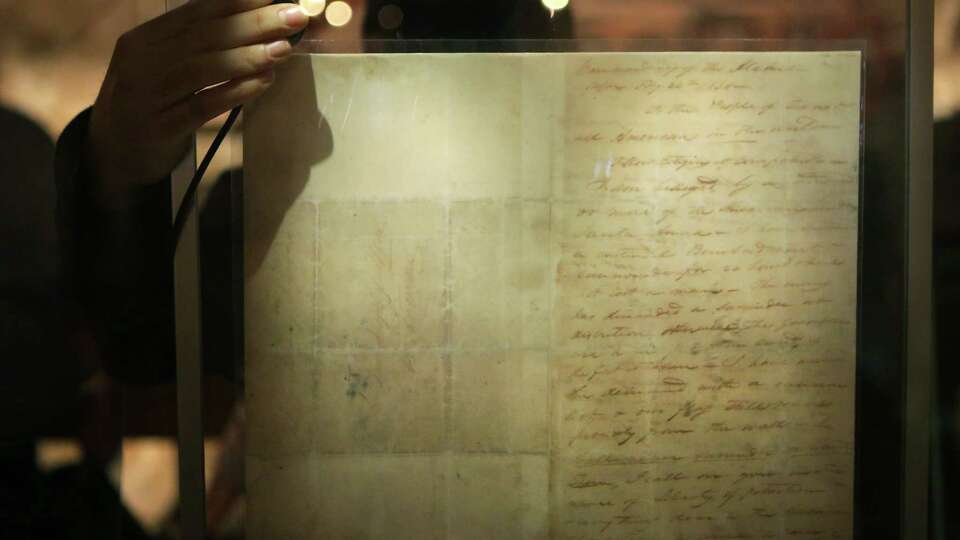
top-left (243, 46), bottom-right (865, 539)
top-left (0, 1), bottom-right (925, 539)
top-left (184, 1), bottom-right (914, 538)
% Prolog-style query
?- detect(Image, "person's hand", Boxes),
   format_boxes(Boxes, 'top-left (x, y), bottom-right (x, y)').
top-left (86, 0), bottom-right (310, 209)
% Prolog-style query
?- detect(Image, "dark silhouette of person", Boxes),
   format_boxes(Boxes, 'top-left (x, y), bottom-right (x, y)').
top-left (0, 105), bottom-right (155, 539)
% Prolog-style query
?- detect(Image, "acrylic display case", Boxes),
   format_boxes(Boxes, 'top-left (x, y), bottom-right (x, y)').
top-left (170, 1), bottom-right (932, 539)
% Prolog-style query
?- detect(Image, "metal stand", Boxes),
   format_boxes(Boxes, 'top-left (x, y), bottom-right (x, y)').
top-left (905, 0), bottom-right (933, 538)
top-left (167, 3), bottom-right (206, 540)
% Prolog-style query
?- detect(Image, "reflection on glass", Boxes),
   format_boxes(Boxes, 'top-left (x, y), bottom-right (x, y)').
top-left (325, 0), bottom-right (353, 27)
top-left (299, 0), bottom-right (326, 18)
top-left (542, 0), bottom-right (570, 16)
top-left (377, 4), bottom-right (404, 30)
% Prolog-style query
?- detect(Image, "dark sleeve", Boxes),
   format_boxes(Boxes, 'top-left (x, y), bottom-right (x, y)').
top-left (0, 107), bottom-right (84, 442)
top-left (54, 109), bottom-right (176, 384)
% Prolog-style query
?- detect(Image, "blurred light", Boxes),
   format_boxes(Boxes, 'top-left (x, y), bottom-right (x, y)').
top-left (299, 0), bottom-right (326, 17)
top-left (378, 4), bottom-right (404, 30)
top-left (542, 0), bottom-right (570, 13)
top-left (120, 438), bottom-right (178, 534)
top-left (325, 1), bottom-right (353, 27)
top-left (36, 439), bottom-right (83, 472)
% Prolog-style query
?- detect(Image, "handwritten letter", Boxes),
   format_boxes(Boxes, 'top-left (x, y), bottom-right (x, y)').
top-left (245, 51), bottom-right (860, 539)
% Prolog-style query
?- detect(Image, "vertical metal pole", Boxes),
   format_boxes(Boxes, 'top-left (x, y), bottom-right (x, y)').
top-left (166, 1), bottom-right (206, 539)
top-left (172, 149), bottom-right (206, 540)
top-left (904, 0), bottom-right (933, 538)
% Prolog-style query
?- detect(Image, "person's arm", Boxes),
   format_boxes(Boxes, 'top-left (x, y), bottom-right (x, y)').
top-left (56, 0), bottom-right (309, 381)
top-left (56, 108), bottom-right (178, 382)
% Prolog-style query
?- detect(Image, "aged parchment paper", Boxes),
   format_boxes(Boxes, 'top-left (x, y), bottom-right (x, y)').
top-left (245, 51), bottom-right (861, 540)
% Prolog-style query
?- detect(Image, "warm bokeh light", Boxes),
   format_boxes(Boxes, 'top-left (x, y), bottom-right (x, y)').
top-left (120, 438), bottom-right (178, 534)
top-left (299, 0), bottom-right (326, 17)
top-left (325, 1), bottom-right (353, 27)
top-left (542, 0), bottom-right (570, 12)
top-left (378, 4), bottom-right (404, 30)
top-left (36, 439), bottom-right (83, 472)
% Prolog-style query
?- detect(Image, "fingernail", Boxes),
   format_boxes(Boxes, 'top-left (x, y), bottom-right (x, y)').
top-left (266, 40), bottom-right (291, 59)
top-left (280, 6), bottom-right (309, 27)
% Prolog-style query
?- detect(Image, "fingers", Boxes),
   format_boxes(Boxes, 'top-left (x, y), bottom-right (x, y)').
top-left (161, 40), bottom-right (292, 106)
top-left (188, 0), bottom-right (274, 19)
top-left (190, 2), bottom-right (310, 52)
top-left (162, 70), bottom-right (275, 136)
top-left (108, 0), bottom-right (307, 134)
top-left (138, 0), bottom-right (285, 43)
